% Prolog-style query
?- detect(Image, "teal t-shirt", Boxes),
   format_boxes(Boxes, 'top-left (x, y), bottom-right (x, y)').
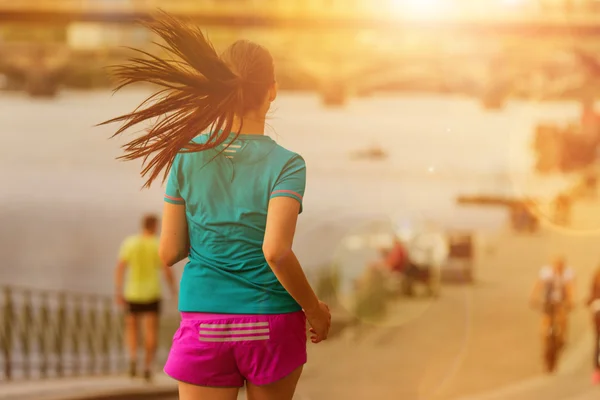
top-left (164, 133), bottom-right (305, 314)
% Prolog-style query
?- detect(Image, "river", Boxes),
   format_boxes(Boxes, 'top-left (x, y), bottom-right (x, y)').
top-left (0, 90), bottom-right (583, 295)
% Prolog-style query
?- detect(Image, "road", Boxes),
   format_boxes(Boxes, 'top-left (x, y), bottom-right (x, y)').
top-left (287, 203), bottom-right (600, 400)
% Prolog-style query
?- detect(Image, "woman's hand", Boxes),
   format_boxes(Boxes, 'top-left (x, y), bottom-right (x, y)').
top-left (305, 300), bottom-right (331, 343)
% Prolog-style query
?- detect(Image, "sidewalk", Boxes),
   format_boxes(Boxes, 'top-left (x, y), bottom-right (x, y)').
top-left (450, 366), bottom-right (600, 400)
top-left (0, 374), bottom-right (177, 400)
top-left (291, 199), bottom-right (600, 399)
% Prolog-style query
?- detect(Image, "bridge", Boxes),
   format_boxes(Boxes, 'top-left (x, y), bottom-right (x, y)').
top-left (4, 0), bottom-right (600, 35)
top-left (3, 0), bottom-right (600, 104)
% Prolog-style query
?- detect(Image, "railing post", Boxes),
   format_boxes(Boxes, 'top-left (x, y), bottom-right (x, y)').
top-left (116, 309), bottom-right (125, 373)
top-left (72, 295), bottom-right (82, 376)
top-left (2, 287), bottom-right (14, 381)
top-left (100, 298), bottom-right (111, 375)
top-left (86, 296), bottom-right (97, 376)
top-left (38, 291), bottom-right (49, 379)
top-left (21, 289), bottom-right (33, 379)
top-left (55, 292), bottom-right (66, 378)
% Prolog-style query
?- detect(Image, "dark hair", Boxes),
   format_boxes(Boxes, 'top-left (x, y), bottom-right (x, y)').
top-left (98, 11), bottom-right (275, 187)
top-left (142, 214), bottom-right (159, 232)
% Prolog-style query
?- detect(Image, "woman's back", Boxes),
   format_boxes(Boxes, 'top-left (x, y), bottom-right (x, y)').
top-left (166, 133), bottom-right (306, 314)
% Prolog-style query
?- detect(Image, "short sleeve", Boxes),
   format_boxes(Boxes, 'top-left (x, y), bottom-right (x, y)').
top-left (118, 238), bottom-right (132, 263)
top-left (270, 155), bottom-right (306, 213)
top-left (164, 154), bottom-right (185, 205)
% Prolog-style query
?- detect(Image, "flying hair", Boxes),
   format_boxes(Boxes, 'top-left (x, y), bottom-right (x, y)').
top-left (98, 11), bottom-right (275, 188)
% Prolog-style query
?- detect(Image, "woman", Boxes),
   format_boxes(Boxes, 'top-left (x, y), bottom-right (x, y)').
top-left (101, 12), bottom-right (331, 400)
top-left (586, 267), bottom-right (600, 384)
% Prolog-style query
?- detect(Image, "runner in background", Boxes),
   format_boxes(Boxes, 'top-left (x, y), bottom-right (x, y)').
top-left (115, 214), bottom-right (178, 382)
top-left (530, 256), bottom-right (575, 352)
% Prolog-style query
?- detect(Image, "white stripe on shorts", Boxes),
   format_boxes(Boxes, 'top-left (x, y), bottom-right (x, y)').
top-left (199, 335), bottom-right (270, 342)
top-left (198, 329), bottom-right (269, 335)
top-left (198, 321), bottom-right (271, 342)
top-left (199, 322), bottom-right (269, 329)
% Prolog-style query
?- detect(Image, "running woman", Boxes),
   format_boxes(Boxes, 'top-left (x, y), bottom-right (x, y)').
top-left (101, 12), bottom-right (331, 400)
top-left (115, 214), bottom-right (177, 381)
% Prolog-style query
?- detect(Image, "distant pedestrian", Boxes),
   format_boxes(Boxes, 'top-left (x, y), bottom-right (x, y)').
top-left (384, 238), bottom-right (408, 275)
top-left (115, 214), bottom-right (177, 382)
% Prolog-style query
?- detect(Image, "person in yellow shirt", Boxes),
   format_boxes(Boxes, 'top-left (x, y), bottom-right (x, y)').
top-left (115, 214), bottom-right (177, 382)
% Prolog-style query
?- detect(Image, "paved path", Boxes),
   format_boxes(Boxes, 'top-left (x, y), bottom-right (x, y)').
top-left (5, 198), bottom-right (600, 400)
top-left (290, 202), bottom-right (600, 400)
top-left (0, 374), bottom-right (176, 400)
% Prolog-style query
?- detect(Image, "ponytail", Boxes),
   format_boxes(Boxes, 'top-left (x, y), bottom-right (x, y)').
top-left (98, 11), bottom-right (246, 188)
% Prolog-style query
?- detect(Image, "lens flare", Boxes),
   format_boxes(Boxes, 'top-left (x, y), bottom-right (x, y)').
top-left (390, 0), bottom-right (451, 18)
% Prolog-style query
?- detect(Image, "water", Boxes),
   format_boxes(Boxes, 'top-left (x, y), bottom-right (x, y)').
top-left (0, 90), bottom-right (584, 295)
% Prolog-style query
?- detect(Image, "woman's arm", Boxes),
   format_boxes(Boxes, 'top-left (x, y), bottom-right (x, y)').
top-left (262, 196), bottom-right (319, 313)
top-left (159, 202), bottom-right (189, 267)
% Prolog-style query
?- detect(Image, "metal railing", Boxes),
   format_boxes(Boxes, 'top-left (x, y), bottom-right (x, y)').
top-left (0, 285), bottom-right (125, 381)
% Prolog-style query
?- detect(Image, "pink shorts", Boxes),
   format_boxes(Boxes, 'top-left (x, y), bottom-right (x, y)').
top-left (163, 311), bottom-right (307, 387)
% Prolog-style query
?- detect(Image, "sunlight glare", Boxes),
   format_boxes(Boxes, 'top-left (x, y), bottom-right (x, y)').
top-left (390, 0), bottom-right (451, 19)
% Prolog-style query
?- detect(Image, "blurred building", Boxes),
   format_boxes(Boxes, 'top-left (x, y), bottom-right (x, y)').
top-left (5, 0), bottom-right (600, 97)
top-left (538, 0), bottom-right (600, 13)
top-left (0, 0), bottom-right (368, 49)
top-left (5, 0), bottom-right (600, 50)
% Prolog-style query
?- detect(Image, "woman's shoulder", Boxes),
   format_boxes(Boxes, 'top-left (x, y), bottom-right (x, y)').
top-left (270, 142), bottom-right (305, 164)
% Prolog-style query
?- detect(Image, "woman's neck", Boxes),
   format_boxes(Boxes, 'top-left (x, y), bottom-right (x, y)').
top-left (233, 114), bottom-right (266, 135)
